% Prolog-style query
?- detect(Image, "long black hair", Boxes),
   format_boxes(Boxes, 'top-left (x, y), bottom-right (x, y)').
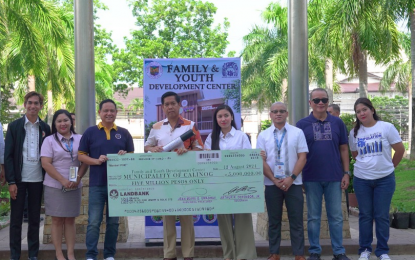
top-left (211, 105), bottom-right (237, 150)
top-left (353, 98), bottom-right (380, 137)
top-left (52, 109), bottom-right (76, 151)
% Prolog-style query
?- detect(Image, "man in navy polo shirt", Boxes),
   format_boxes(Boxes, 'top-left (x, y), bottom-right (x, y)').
top-left (296, 88), bottom-right (350, 260)
top-left (78, 99), bottom-right (134, 260)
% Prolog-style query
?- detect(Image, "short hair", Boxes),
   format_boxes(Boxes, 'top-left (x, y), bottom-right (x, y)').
top-left (70, 112), bottom-right (75, 116)
top-left (99, 99), bottom-right (117, 110)
top-left (24, 91), bottom-right (44, 105)
top-left (270, 102), bottom-right (287, 110)
top-left (161, 91), bottom-right (180, 104)
top-left (328, 104), bottom-right (340, 113)
top-left (309, 88), bottom-right (328, 100)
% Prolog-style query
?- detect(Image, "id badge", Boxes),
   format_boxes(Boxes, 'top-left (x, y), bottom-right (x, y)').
top-left (274, 162), bottom-right (286, 179)
top-left (69, 166), bottom-right (78, 182)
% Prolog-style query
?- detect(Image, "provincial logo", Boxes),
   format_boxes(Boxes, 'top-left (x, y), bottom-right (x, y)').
top-left (192, 215), bottom-right (201, 223)
top-left (146, 61), bottom-right (163, 79)
top-left (151, 216), bottom-right (163, 224)
top-left (109, 189), bottom-right (119, 200)
top-left (203, 214), bottom-right (217, 224)
top-left (222, 62), bottom-right (239, 78)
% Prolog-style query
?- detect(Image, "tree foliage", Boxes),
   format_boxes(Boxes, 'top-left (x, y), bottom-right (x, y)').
top-left (241, 2), bottom-right (339, 111)
top-left (0, 0), bottom-right (118, 119)
top-left (311, 0), bottom-right (400, 97)
top-left (112, 0), bottom-right (231, 87)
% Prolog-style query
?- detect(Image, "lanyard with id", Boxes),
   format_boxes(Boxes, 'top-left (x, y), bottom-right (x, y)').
top-left (64, 139), bottom-right (78, 182)
top-left (274, 128), bottom-right (287, 179)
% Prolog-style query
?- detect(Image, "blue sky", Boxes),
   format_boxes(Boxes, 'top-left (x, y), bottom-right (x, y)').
top-left (96, 0), bottom-right (277, 56)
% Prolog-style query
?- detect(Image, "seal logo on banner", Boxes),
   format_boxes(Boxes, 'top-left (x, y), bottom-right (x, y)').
top-left (151, 216), bottom-right (163, 224)
top-left (222, 62), bottom-right (239, 78)
top-left (193, 215), bottom-right (201, 223)
top-left (109, 189), bottom-right (119, 199)
top-left (203, 214), bottom-right (217, 224)
top-left (146, 61), bottom-right (163, 79)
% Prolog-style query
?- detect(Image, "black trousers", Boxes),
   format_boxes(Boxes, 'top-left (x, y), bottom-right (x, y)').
top-left (10, 182), bottom-right (43, 259)
top-left (265, 184), bottom-right (305, 256)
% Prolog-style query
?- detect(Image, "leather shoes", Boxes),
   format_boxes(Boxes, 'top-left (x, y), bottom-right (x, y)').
top-left (163, 258), bottom-right (177, 260)
top-left (184, 258), bottom-right (193, 260)
top-left (295, 256), bottom-right (306, 260)
top-left (268, 254), bottom-right (280, 260)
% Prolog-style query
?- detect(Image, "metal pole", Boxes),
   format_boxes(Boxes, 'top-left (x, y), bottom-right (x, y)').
top-left (74, 0), bottom-right (95, 134)
top-left (288, 0), bottom-right (309, 124)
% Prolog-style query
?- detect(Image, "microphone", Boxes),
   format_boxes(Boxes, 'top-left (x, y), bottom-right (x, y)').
top-left (162, 130), bottom-right (195, 152)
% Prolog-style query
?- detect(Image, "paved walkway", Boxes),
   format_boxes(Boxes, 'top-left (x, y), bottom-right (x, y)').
top-left (0, 214), bottom-right (414, 259)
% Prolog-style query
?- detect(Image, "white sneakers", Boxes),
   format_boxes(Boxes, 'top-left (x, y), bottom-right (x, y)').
top-left (379, 254), bottom-right (391, 260)
top-left (358, 250), bottom-right (371, 260)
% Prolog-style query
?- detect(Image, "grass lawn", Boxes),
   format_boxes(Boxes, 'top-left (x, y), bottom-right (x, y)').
top-left (391, 158), bottom-right (415, 212)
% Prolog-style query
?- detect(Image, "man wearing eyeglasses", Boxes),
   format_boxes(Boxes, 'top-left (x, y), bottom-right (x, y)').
top-left (296, 88), bottom-right (350, 260)
top-left (257, 102), bottom-right (308, 260)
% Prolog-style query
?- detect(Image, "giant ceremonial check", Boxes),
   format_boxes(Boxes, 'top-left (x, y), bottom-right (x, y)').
top-left (106, 149), bottom-right (264, 217)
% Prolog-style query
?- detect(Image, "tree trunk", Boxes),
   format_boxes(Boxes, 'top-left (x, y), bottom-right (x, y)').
top-left (410, 9), bottom-right (415, 160)
top-left (358, 50), bottom-right (368, 98)
top-left (325, 58), bottom-right (334, 102)
top-left (28, 75), bottom-right (35, 92)
top-left (282, 78), bottom-right (288, 104)
top-left (47, 90), bottom-right (53, 126)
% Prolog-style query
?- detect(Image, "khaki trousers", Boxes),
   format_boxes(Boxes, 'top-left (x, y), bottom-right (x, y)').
top-left (217, 213), bottom-right (257, 259)
top-left (163, 215), bottom-right (195, 258)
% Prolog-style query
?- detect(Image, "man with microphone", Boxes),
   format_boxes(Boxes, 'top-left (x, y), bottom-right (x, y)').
top-left (145, 91), bottom-right (203, 260)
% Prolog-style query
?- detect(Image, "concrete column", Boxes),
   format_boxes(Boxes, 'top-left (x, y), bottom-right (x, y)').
top-left (74, 0), bottom-right (95, 134)
top-left (287, 0), bottom-right (309, 124)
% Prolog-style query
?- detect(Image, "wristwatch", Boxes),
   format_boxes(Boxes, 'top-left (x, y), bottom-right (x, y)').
top-left (343, 171), bottom-right (351, 176)
top-left (290, 174), bottom-right (297, 180)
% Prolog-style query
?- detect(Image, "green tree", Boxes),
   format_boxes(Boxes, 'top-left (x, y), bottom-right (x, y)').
top-left (1, 0), bottom-right (117, 119)
top-left (241, 3), bottom-right (287, 111)
top-left (128, 98), bottom-right (144, 117)
top-left (112, 0), bottom-right (231, 87)
top-left (380, 33), bottom-right (411, 95)
top-left (313, 0), bottom-right (400, 98)
top-left (0, 0), bottom-right (75, 121)
top-left (241, 2), bottom-right (339, 111)
top-left (383, 0), bottom-right (415, 159)
top-left (0, 85), bottom-right (18, 124)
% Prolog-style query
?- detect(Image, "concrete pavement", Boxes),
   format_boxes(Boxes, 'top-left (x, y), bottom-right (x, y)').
top-left (0, 214), bottom-right (414, 259)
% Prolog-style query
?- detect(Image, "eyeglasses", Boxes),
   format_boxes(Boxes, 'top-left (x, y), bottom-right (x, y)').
top-left (312, 98), bottom-right (329, 104)
top-left (271, 109), bottom-right (287, 114)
